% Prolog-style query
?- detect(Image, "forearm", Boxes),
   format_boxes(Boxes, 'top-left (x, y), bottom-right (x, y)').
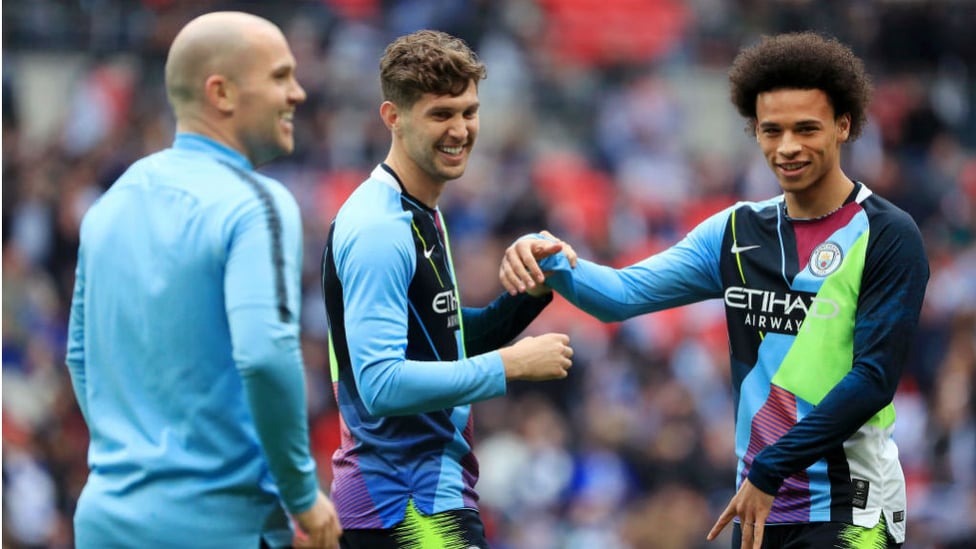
top-left (356, 351), bottom-right (507, 416)
top-left (542, 255), bottom-right (710, 322)
top-left (462, 291), bottom-right (552, 355)
top-left (232, 308), bottom-right (319, 514)
top-left (66, 259), bottom-right (90, 420)
top-left (65, 360), bottom-right (90, 421)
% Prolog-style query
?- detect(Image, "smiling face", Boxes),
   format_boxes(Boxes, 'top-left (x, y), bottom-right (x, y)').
top-left (755, 88), bottom-right (850, 201)
top-left (386, 79), bottom-right (480, 192)
top-left (231, 25), bottom-right (306, 166)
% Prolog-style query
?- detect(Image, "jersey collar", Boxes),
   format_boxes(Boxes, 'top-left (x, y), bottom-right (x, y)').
top-left (172, 133), bottom-right (253, 171)
top-left (374, 163), bottom-right (438, 214)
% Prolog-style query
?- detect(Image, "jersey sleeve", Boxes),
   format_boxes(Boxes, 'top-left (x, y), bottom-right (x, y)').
top-left (224, 188), bottom-right (319, 515)
top-left (748, 210), bottom-right (930, 494)
top-left (335, 215), bottom-right (507, 417)
top-left (66, 229), bottom-right (89, 422)
top-left (461, 291), bottom-right (553, 356)
top-left (536, 209), bottom-right (728, 321)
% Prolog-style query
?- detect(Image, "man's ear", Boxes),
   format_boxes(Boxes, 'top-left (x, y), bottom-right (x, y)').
top-left (837, 113), bottom-right (851, 143)
top-left (380, 101), bottom-right (399, 133)
top-left (205, 74), bottom-right (235, 115)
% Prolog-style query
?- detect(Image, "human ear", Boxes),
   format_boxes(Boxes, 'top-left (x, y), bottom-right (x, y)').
top-left (380, 101), bottom-right (400, 133)
top-left (205, 74), bottom-right (235, 114)
top-left (837, 113), bottom-right (851, 142)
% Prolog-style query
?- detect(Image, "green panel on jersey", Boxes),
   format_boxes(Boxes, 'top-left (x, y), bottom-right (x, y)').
top-left (773, 232), bottom-right (895, 428)
top-left (392, 499), bottom-right (469, 549)
top-left (837, 515), bottom-right (889, 549)
top-left (328, 332), bottom-right (338, 381)
top-left (773, 233), bottom-right (865, 400)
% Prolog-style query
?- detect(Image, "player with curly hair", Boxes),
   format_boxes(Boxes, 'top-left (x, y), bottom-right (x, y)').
top-left (501, 32), bottom-right (927, 549)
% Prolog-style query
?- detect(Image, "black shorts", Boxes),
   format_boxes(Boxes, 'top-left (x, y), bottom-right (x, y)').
top-left (340, 503), bottom-right (487, 549)
top-left (732, 515), bottom-right (902, 549)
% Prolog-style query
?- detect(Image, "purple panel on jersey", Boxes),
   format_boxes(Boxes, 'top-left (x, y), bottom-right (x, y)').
top-left (331, 435), bottom-right (384, 529)
top-left (743, 384), bottom-right (811, 522)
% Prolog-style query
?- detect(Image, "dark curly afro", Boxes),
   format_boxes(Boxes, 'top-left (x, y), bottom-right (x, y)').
top-left (729, 32), bottom-right (872, 141)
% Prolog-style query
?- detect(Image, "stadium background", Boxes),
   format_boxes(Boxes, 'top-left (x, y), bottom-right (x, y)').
top-left (2, 1), bottom-right (974, 548)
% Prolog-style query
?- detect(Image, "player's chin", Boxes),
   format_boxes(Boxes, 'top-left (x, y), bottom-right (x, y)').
top-left (775, 177), bottom-right (811, 193)
top-left (278, 137), bottom-right (296, 156)
top-left (440, 160), bottom-right (468, 180)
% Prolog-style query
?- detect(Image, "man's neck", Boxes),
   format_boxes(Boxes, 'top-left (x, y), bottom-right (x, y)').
top-left (382, 155), bottom-right (444, 209)
top-left (784, 174), bottom-right (855, 219)
top-left (176, 118), bottom-right (251, 165)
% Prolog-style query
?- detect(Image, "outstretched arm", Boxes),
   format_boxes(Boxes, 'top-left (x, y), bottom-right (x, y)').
top-left (500, 225), bottom-right (725, 322)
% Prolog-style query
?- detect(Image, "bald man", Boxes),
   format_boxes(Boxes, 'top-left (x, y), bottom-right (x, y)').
top-left (65, 12), bottom-right (341, 549)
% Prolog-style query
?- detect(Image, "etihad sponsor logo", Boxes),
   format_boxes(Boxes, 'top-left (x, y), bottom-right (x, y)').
top-left (432, 290), bottom-right (458, 314)
top-left (433, 290), bottom-right (460, 329)
top-left (724, 286), bottom-right (839, 334)
top-left (724, 287), bottom-right (840, 318)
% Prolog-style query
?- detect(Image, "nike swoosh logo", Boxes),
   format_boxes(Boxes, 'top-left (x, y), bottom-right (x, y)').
top-left (730, 244), bottom-right (760, 254)
top-left (424, 245), bottom-right (435, 259)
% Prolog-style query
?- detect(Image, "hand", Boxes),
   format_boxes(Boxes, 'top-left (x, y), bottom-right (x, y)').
top-left (540, 231), bottom-right (578, 266)
top-left (498, 333), bottom-right (573, 381)
top-left (500, 230), bottom-right (577, 296)
top-left (706, 478), bottom-right (774, 549)
top-left (294, 491), bottom-right (342, 549)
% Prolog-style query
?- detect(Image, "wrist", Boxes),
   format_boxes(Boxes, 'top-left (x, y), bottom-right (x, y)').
top-left (497, 347), bottom-right (522, 380)
top-left (747, 457), bottom-right (785, 495)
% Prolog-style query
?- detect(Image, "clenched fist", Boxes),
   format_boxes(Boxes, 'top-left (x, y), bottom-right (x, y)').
top-left (499, 333), bottom-right (573, 381)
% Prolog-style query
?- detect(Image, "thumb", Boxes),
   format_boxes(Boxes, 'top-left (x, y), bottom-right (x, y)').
top-left (531, 240), bottom-right (562, 258)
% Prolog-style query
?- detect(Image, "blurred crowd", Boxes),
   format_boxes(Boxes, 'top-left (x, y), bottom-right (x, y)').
top-left (3, 1), bottom-right (975, 548)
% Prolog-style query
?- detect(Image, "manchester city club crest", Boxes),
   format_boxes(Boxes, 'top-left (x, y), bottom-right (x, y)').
top-left (809, 241), bottom-right (843, 276)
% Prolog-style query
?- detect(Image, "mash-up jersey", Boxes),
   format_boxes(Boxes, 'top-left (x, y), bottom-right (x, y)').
top-left (321, 164), bottom-right (551, 529)
top-left (539, 183), bottom-right (927, 542)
